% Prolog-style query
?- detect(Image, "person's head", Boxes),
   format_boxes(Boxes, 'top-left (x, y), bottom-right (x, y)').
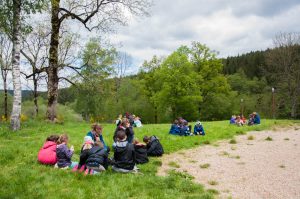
top-left (196, 121), bottom-right (201, 126)
top-left (173, 119), bottom-right (179, 125)
top-left (57, 134), bottom-right (69, 144)
top-left (121, 118), bottom-right (130, 128)
top-left (46, 134), bottom-right (59, 143)
top-left (143, 136), bottom-right (150, 144)
top-left (118, 114), bottom-right (122, 119)
top-left (94, 141), bottom-right (104, 149)
top-left (84, 136), bottom-right (94, 144)
top-left (116, 130), bottom-right (127, 141)
top-left (91, 123), bottom-right (102, 135)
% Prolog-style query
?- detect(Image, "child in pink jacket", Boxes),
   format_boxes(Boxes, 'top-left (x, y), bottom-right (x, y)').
top-left (38, 135), bottom-right (59, 165)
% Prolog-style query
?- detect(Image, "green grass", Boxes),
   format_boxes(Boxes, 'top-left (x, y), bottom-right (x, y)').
top-left (0, 119), bottom-right (296, 198)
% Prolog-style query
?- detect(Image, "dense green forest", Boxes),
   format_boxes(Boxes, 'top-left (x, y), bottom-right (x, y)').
top-left (1, 41), bottom-right (299, 123)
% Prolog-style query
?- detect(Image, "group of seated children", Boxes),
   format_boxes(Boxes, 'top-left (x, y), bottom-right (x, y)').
top-left (169, 117), bottom-right (205, 136)
top-left (37, 122), bottom-right (163, 175)
top-left (230, 112), bottom-right (260, 126)
top-left (230, 115), bottom-right (247, 126)
top-left (116, 113), bottom-right (143, 128)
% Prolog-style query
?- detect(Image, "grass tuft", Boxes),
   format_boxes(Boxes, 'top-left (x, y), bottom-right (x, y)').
top-left (168, 161), bottom-right (180, 168)
top-left (265, 136), bottom-right (273, 141)
top-left (284, 138), bottom-right (289, 141)
top-left (247, 135), bottom-right (255, 140)
top-left (203, 140), bottom-right (210, 145)
top-left (236, 130), bottom-right (245, 135)
top-left (208, 180), bottom-right (218, 186)
top-left (220, 151), bottom-right (229, 156)
top-left (279, 165), bottom-right (285, 168)
top-left (229, 139), bottom-right (237, 144)
top-left (200, 163), bottom-right (210, 169)
top-left (207, 189), bottom-right (219, 195)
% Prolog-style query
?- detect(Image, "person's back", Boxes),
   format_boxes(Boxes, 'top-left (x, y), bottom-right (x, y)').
top-left (56, 134), bottom-right (74, 168)
top-left (144, 136), bottom-right (164, 156)
top-left (38, 135), bottom-right (59, 165)
top-left (38, 141), bottom-right (57, 164)
top-left (113, 131), bottom-right (136, 170)
top-left (169, 120), bottom-right (181, 135)
top-left (86, 142), bottom-right (108, 170)
top-left (253, 113), bottom-right (260, 124)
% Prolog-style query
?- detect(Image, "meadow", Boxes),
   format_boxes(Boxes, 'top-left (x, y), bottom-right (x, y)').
top-left (0, 119), bottom-right (296, 199)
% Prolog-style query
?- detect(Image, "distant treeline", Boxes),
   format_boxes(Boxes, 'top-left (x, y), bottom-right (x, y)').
top-left (1, 41), bottom-right (299, 123)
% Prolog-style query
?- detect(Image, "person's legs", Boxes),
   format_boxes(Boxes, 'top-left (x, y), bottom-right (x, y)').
top-left (69, 161), bottom-right (78, 169)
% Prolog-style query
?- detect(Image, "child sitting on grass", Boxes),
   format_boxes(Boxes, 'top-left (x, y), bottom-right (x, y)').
top-left (143, 135), bottom-right (164, 156)
top-left (169, 119), bottom-right (181, 135)
top-left (194, 121), bottom-right (205, 135)
top-left (112, 130), bottom-right (137, 173)
top-left (38, 134), bottom-right (59, 165)
top-left (85, 141), bottom-right (109, 174)
top-left (55, 134), bottom-right (77, 169)
top-left (73, 136), bottom-right (94, 172)
top-left (133, 139), bottom-right (149, 164)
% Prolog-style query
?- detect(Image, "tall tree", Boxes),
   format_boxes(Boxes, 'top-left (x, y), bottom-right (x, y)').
top-left (0, 33), bottom-right (12, 119)
top-left (74, 39), bottom-right (116, 120)
top-left (265, 32), bottom-right (300, 118)
top-left (0, 0), bottom-right (45, 130)
top-left (46, 0), bottom-right (151, 121)
top-left (9, 0), bottom-right (22, 130)
top-left (139, 55), bottom-right (163, 123)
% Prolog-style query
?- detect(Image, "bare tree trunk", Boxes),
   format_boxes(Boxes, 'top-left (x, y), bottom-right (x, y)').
top-left (33, 74), bottom-right (38, 116)
top-left (46, 0), bottom-right (60, 121)
top-left (4, 76), bottom-right (8, 119)
top-left (10, 0), bottom-right (22, 131)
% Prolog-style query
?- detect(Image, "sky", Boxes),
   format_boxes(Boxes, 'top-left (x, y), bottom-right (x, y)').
top-left (107, 0), bottom-right (300, 73)
top-left (1, 0), bottom-right (300, 90)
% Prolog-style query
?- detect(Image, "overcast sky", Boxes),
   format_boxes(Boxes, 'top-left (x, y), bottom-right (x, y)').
top-left (108, 0), bottom-right (300, 73)
top-left (2, 0), bottom-right (300, 90)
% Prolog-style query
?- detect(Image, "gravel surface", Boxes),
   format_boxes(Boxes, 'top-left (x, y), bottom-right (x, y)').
top-left (157, 127), bottom-right (300, 199)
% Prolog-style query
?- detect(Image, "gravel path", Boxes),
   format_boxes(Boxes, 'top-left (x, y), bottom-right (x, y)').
top-left (157, 126), bottom-right (300, 199)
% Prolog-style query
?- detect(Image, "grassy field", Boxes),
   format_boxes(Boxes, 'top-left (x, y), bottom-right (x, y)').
top-left (0, 119), bottom-right (297, 199)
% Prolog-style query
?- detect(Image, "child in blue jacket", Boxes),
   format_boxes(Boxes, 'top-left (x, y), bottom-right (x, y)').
top-left (169, 120), bottom-right (181, 135)
top-left (194, 121), bottom-right (205, 135)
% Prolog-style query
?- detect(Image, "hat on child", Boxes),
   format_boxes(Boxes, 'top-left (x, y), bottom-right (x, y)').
top-left (83, 136), bottom-right (94, 145)
top-left (196, 121), bottom-right (202, 125)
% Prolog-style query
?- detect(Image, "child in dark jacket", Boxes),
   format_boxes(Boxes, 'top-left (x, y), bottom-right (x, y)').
top-left (73, 136), bottom-right (94, 172)
top-left (169, 120), bottom-right (181, 135)
top-left (112, 130), bottom-right (137, 173)
top-left (86, 141), bottom-right (109, 173)
top-left (113, 118), bottom-right (135, 144)
top-left (38, 135), bottom-right (59, 165)
top-left (56, 134), bottom-right (77, 169)
top-left (143, 135), bottom-right (164, 156)
top-left (194, 121), bottom-right (205, 135)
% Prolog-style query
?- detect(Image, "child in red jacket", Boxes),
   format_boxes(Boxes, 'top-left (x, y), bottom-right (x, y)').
top-left (38, 135), bottom-right (59, 165)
